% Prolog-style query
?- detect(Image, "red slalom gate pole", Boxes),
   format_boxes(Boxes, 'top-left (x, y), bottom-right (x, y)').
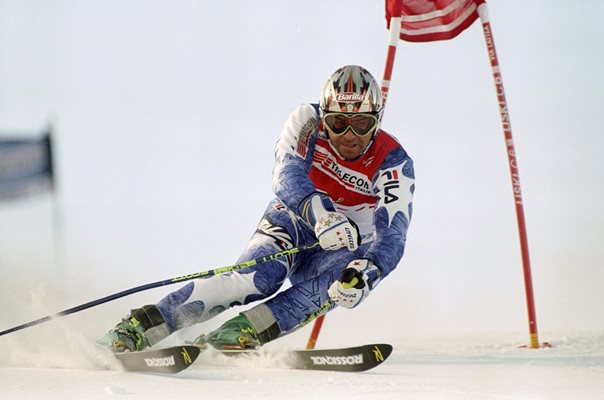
top-left (381, 2), bottom-right (402, 109)
top-left (477, 3), bottom-right (548, 349)
top-left (305, 314), bottom-right (326, 349)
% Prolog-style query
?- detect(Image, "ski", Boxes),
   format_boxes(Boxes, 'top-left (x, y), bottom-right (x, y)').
top-left (115, 343), bottom-right (392, 374)
top-left (115, 345), bottom-right (202, 374)
top-left (275, 343), bottom-right (393, 372)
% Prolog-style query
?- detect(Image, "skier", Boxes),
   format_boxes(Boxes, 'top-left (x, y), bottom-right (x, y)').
top-left (99, 65), bottom-right (415, 352)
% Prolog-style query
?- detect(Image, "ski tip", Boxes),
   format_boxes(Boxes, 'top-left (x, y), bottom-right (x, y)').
top-left (179, 345), bottom-right (203, 360)
top-left (369, 343), bottom-right (393, 364)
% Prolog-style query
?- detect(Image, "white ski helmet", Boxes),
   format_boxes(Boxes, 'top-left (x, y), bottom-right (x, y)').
top-left (319, 65), bottom-right (384, 122)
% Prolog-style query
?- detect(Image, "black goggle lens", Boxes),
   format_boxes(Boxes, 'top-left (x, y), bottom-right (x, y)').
top-left (323, 113), bottom-right (378, 137)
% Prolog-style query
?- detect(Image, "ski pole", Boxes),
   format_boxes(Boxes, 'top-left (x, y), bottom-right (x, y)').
top-left (0, 241), bottom-right (320, 337)
top-left (297, 299), bottom-right (333, 333)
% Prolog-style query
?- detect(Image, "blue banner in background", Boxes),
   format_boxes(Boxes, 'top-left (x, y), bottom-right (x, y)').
top-left (0, 132), bottom-right (53, 201)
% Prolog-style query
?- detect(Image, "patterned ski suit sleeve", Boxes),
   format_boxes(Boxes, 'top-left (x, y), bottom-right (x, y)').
top-left (272, 104), bottom-right (321, 213)
top-left (363, 149), bottom-right (415, 287)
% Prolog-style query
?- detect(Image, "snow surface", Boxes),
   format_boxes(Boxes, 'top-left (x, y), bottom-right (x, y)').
top-left (1, 331), bottom-right (603, 400)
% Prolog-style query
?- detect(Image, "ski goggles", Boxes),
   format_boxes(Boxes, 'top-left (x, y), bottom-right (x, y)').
top-left (322, 112), bottom-right (379, 137)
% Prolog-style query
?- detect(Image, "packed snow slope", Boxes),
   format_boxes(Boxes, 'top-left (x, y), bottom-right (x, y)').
top-left (1, 328), bottom-right (603, 400)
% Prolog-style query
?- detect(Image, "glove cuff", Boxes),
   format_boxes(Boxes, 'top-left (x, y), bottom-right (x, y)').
top-left (299, 192), bottom-right (336, 227)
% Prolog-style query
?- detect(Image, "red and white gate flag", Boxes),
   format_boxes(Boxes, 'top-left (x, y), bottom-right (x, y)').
top-left (385, 0), bottom-right (485, 42)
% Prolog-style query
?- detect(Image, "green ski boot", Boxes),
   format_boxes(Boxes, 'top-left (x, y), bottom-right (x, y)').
top-left (98, 305), bottom-right (169, 352)
top-left (205, 314), bottom-right (262, 350)
top-left (98, 317), bottom-right (150, 352)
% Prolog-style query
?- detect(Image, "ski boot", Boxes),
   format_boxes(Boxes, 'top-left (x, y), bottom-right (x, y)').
top-left (203, 314), bottom-right (263, 350)
top-left (98, 305), bottom-right (169, 352)
top-left (202, 305), bottom-right (283, 350)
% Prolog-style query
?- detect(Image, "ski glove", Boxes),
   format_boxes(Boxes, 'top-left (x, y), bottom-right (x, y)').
top-left (315, 211), bottom-right (360, 251)
top-left (328, 259), bottom-right (381, 309)
top-left (301, 193), bottom-right (360, 251)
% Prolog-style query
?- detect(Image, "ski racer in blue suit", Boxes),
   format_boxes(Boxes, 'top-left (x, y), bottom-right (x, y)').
top-left (99, 65), bottom-right (415, 352)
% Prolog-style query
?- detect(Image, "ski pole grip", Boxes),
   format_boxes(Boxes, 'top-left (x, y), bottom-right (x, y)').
top-left (341, 277), bottom-right (359, 289)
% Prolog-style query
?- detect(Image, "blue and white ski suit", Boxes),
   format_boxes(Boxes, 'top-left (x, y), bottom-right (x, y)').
top-left (154, 104), bottom-right (414, 341)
